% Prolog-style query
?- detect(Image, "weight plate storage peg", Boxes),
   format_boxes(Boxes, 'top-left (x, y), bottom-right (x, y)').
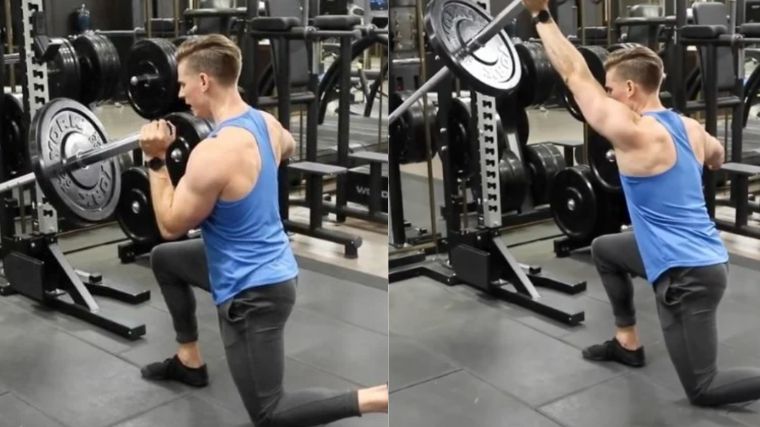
top-left (425, 0), bottom-right (521, 96)
top-left (28, 98), bottom-right (121, 225)
top-left (125, 38), bottom-right (185, 119)
top-left (117, 166), bottom-right (162, 244)
top-left (165, 112), bottom-right (214, 186)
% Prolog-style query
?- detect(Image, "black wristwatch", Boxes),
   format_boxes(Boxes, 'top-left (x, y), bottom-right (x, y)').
top-left (147, 157), bottom-right (165, 171)
top-left (532, 9), bottom-right (551, 25)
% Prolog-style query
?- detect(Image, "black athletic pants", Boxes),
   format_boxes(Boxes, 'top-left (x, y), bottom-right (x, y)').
top-left (592, 231), bottom-right (760, 406)
top-left (151, 239), bottom-right (361, 426)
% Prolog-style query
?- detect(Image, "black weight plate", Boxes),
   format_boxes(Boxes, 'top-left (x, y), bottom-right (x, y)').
top-left (526, 143), bottom-right (565, 205)
top-left (2, 93), bottom-right (29, 178)
top-left (562, 45), bottom-right (609, 122)
top-left (391, 91), bottom-right (438, 164)
top-left (550, 165), bottom-right (598, 240)
top-left (425, 0), bottom-right (521, 96)
top-left (515, 41), bottom-right (558, 107)
top-left (173, 35), bottom-right (199, 47)
top-left (97, 34), bottom-right (122, 101)
top-left (48, 38), bottom-right (82, 100)
top-left (29, 98), bottom-right (121, 225)
top-left (449, 96), bottom-right (509, 177)
top-left (73, 33), bottom-right (113, 103)
top-left (500, 149), bottom-right (529, 212)
top-left (516, 106), bottom-right (529, 146)
top-left (116, 166), bottom-right (162, 244)
top-left (447, 96), bottom-right (474, 176)
top-left (125, 38), bottom-right (184, 119)
top-left (608, 42), bottom-right (642, 52)
top-left (164, 111), bottom-right (214, 186)
top-left (588, 129), bottom-right (621, 192)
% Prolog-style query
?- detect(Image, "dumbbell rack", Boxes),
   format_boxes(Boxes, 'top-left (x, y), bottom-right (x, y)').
top-left (0, 0), bottom-right (148, 340)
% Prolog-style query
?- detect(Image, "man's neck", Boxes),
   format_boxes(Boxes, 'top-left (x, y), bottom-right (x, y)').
top-left (635, 95), bottom-right (666, 115)
top-left (209, 89), bottom-right (249, 124)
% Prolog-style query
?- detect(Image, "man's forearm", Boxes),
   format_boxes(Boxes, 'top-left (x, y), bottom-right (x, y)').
top-left (535, 17), bottom-right (588, 82)
top-left (149, 167), bottom-right (176, 236)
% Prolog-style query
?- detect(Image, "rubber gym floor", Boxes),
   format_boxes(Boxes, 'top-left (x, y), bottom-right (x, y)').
top-left (0, 105), bottom-right (388, 427)
top-left (390, 109), bottom-right (760, 427)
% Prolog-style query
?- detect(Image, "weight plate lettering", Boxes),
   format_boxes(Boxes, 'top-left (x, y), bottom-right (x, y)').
top-left (29, 98), bottom-right (121, 224)
top-left (425, 0), bottom-right (521, 96)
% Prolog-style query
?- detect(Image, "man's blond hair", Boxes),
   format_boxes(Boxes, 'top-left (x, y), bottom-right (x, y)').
top-left (176, 34), bottom-right (241, 86)
top-left (604, 46), bottom-right (664, 93)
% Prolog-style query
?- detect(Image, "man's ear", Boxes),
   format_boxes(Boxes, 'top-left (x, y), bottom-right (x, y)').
top-left (199, 72), bottom-right (210, 91)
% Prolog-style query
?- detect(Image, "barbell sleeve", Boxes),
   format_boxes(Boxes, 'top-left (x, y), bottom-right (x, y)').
top-left (0, 172), bottom-right (36, 194)
top-left (0, 133), bottom-right (141, 194)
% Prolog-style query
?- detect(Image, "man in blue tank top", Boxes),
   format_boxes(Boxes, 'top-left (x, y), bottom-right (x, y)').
top-left (136, 34), bottom-right (388, 425)
top-left (525, 0), bottom-right (760, 406)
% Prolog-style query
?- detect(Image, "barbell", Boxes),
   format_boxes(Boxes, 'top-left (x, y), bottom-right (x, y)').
top-left (388, 0), bottom-right (523, 125)
top-left (5, 98), bottom-right (212, 225)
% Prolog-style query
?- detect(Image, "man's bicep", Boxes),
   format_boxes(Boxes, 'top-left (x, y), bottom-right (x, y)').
top-left (166, 152), bottom-right (222, 233)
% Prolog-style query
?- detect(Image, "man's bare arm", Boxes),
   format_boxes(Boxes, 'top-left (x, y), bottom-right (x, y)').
top-left (150, 140), bottom-right (227, 239)
top-left (704, 132), bottom-right (725, 171)
top-left (535, 18), bottom-right (642, 148)
top-left (262, 111), bottom-right (295, 163)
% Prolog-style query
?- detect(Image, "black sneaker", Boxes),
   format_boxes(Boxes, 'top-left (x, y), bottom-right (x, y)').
top-left (141, 355), bottom-right (209, 387)
top-left (582, 338), bottom-right (646, 367)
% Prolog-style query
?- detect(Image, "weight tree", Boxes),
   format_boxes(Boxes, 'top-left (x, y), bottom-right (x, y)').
top-left (389, 0), bottom-right (586, 326)
top-left (0, 0), bottom-right (150, 340)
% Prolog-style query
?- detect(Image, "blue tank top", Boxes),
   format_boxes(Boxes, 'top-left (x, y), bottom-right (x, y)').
top-left (619, 110), bottom-right (728, 283)
top-left (201, 107), bottom-right (298, 305)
